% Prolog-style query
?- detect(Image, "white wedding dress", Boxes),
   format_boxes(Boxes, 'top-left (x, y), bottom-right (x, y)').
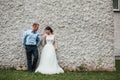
top-left (35, 35), bottom-right (64, 74)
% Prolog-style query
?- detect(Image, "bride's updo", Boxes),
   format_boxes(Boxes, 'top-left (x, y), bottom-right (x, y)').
top-left (45, 26), bottom-right (53, 34)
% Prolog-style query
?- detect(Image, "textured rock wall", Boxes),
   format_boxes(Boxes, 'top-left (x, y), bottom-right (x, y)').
top-left (114, 12), bottom-right (120, 57)
top-left (0, 0), bottom-right (115, 71)
top-left (114, 0), bottom-right (120, 56)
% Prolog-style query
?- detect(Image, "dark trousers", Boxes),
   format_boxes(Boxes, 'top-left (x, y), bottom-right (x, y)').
top-left (25, 45), bottom-right (38, 72)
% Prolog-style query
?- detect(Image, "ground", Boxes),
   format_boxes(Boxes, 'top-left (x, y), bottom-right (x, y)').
top-left (0, 60), bottom-right (120, 80)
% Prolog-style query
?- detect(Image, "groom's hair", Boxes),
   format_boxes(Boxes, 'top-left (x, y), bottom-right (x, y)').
top-left (32, 23), bottom-right (39, 26)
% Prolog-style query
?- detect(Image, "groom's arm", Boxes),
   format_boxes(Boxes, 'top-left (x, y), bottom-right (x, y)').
top-left (22, 31), bottom-right (27, 46)
top-left (36, 34), bottom-right (41, 47)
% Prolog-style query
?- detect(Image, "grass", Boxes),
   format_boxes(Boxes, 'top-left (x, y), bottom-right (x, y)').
top-left (0, 60), bottom-right (120, 80)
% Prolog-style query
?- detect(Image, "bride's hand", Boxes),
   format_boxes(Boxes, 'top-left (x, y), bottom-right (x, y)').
top-left (55, 48), bottom-right (58, 51)
top-left (42, 34), bottom-right (47, 39)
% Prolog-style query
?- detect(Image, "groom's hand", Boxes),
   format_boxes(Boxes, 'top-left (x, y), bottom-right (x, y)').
top-left (22, 45), bottom-right (26, 49)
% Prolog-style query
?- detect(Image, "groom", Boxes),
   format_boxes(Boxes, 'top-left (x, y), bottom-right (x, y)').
top-left (22, 23), bottom-right (41, 72)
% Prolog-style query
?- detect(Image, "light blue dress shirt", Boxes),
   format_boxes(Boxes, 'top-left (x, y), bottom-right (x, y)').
top-left (22, 30), bottom-right (41, 46)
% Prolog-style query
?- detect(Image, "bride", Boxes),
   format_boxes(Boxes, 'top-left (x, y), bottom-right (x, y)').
top-left (35, 26), bottom-right (64, 74)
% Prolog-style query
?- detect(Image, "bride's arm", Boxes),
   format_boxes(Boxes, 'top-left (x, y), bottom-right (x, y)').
top-left (42, 34), bottom-right (46, 46)
top-left (53, 35), bottom-right (57, 51)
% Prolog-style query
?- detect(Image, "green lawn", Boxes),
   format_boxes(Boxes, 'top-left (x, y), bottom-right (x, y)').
top-left (0, 60), bottom-right (120, 80)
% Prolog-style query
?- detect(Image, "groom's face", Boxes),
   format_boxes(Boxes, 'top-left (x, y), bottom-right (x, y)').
top-left (32, 25), bottom-right (39, 31)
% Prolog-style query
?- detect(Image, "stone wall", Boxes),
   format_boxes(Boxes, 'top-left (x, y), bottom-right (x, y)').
top-left (114, 12), bottom-right (120, 57)
top-left (0, 0), bottom-right (116, 71)
top-left (114, 0), bottom-right (120, 57)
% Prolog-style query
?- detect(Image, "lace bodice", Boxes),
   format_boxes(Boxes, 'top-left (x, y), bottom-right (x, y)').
top-left (46, 35), bottom-right (55, 45)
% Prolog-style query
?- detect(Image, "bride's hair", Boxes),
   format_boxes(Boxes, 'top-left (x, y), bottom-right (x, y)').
top-left (45, 26), bottom-right (53, 34)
